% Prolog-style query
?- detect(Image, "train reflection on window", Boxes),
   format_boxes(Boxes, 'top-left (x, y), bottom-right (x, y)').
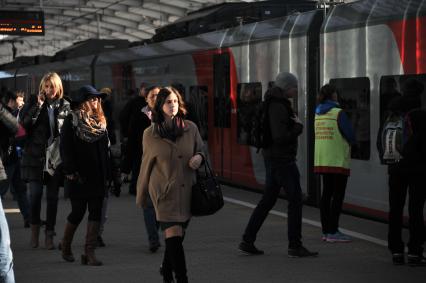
top-left (237, 82), bottom-right (262, 145)
top-left (379, 74), bottom-right (426, 125)
top-left (189, 86), bottom-right (208, 141)
top-left (329, 77), bottom-right (370, 160)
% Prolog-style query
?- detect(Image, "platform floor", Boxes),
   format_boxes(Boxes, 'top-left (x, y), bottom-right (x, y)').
top-left (4, 185), bottom-right (426, 283)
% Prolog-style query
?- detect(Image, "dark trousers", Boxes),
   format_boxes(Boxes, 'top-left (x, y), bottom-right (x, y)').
top-left (67, 197), bottom-right (103, 225)
top-left (29, 172), bottom-right (62, 231)
top-left (129, 158), bottom-right (141, 194)
top-left (243, 159), bottom-right (303, 248)
top-left (319, 173), bottom-right (348, 234)
top-left (388, 172), bottom-right (425, 255)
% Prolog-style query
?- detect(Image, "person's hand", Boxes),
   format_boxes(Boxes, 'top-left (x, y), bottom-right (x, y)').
top-left (188, 154), bottom-right (203, 170)
top-left (291, 114), bottom-right (302, 125)
top-left (37, 93), bottom-right (45, 107)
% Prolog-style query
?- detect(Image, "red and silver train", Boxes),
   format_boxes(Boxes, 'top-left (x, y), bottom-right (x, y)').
top-left (1, 0), bottom-right (425, 221)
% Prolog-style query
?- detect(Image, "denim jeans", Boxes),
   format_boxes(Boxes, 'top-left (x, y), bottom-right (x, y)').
top-left (29, 172), bottom-right (62, 231)
top-left (143, 195), bottom-right (159, 245)
top-left (0, 162), bottom-right (30, 222)
top-left (243, 159), bottom-right (303, 248)
top-left (0, 198), bottom-right (15, 283)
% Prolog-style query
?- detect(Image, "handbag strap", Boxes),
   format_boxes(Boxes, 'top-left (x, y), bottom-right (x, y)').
top-left (196, 158), bottom-right (215, 178)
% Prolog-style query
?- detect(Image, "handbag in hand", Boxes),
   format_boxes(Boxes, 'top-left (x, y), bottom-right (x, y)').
top-left (191, 159), bottom-right (224, 216)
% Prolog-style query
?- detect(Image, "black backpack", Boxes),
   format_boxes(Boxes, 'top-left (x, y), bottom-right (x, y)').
top-left (250, 100), bottom-right (272, 152)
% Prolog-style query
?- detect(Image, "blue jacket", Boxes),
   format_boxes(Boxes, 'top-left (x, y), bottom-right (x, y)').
top-left (315, 100), bottom-right (356, 145)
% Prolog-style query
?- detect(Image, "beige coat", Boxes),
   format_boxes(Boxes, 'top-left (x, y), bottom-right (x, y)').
top-left (136, 120), bottom-right (204, 222)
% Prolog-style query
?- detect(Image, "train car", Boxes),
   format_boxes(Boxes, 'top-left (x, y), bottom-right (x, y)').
top-left (1, 0), bottom-right (425, 221)
top-left (321, 0), bottom-right (426, 219)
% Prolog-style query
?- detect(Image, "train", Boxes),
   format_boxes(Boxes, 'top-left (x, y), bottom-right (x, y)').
top-left (1, 0), bottom-right (425, 221)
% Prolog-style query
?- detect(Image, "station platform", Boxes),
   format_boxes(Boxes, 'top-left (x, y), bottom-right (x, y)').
top-left (4, 185), bottom-right (426, 283)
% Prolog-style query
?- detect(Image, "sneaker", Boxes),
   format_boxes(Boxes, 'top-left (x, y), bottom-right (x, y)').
top-left (238, 241), bottom-right (264, 255)
top-left (149, 242), bottom-right (161, 253)
top-left (392, 253), bottom-right (405, 265)
top-left (326, 231), bottom-right (352, 243)
top-left (321, 234), bottom-right (327, 241)
top-left (407, 254), bottom-right (426, 266)
top-left (288, 246), bottom-right (319, 258)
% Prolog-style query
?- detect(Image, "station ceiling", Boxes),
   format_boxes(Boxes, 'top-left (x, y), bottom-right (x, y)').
top-left (0, 0), bottom-right (261, 65)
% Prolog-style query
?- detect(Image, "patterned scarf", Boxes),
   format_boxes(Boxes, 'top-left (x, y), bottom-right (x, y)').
top-left (72, 110), bottom-right (106, 143)
top-left (154, 116), bottom-right (185, 142)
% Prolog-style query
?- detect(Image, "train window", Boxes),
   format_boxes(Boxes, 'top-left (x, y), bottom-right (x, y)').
top-left (237, 83), bottom-right (262, 145)
top-left (189, 86), bottom-right (208, 140)
top-left (379, 74), bottom-right (426, 125)
top-left (329, 77), bottom-right (370, 160)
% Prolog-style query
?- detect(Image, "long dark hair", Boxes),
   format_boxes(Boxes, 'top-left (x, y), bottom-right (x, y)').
top-left (317, 84), bottom-right (337, 104)
top-left (152, 87), bottom-right (187, 123)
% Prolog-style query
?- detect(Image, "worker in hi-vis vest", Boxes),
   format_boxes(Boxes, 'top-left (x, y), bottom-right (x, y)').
top-left (314, 84), bottom-right (355, 243)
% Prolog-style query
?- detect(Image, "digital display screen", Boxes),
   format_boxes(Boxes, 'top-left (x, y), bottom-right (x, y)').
top-left (0, 10), bottom-right (44, 36)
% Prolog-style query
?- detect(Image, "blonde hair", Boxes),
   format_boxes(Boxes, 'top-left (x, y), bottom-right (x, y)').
top-left (39, 72), bottom-right (63, 99)
top-left (100, 87), bottom-right (112, 96)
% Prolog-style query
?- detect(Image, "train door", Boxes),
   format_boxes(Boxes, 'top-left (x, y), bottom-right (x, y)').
top-left (212, 53), bottom-right (232, 178)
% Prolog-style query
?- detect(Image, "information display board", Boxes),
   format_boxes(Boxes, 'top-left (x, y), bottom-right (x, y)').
top-left (0, 10), bottom-right (45, 35)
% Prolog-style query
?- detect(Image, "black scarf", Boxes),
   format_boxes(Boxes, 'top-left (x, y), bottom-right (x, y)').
top-left (154, 116), bottom-right (185, 142)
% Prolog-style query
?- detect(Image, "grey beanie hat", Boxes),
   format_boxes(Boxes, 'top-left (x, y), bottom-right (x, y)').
top-left (275, 72), bottom-right (298, 91)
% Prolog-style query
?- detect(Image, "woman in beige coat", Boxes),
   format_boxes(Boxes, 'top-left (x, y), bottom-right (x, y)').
top-left (136, 87), bottom-right (204, 283)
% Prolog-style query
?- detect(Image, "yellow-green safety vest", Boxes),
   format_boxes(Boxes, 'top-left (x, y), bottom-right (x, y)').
top-left (314, 107), bottom-right (350, 175)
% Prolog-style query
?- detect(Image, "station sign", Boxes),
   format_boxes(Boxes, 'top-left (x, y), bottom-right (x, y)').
top-left (0, 10), bottom-right (45, 36)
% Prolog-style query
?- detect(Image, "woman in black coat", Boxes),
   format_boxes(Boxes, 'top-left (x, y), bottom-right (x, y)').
top-left (20, 72), bottom-right (70, 249)
top-left (60, 85), bottom-right (109, 266)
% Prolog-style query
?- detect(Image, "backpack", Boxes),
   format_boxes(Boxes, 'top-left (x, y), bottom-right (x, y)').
top-left (380, 112), bottom-right (412, 164)
top-left (250, 100), bottom-right (271, 152)
top-left (250, 96), bottom-right (294, 152)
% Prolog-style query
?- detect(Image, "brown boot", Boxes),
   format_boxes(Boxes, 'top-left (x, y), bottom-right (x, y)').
top-left (61, 222), bottom-right (78, 262)
top-left (45, 230), bottom-right (56, 250)
top-left (81, 221), bottom-right (103, 266)
top-left (31, 225), bottom-right (40, 248)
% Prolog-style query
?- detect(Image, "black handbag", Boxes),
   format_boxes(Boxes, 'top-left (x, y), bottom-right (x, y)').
top-left (191, 159), bottom-right (224, 216)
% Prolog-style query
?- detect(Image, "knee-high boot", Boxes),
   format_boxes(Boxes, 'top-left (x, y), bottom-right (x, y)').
top-left (81, 221), bottom-right (102, 266)
top-left (165, 236), bottom-right (188, 283)
top-left (61, 222), bottom-right (78, 262)
top-left (160, 246), bottom-right (175, 283)
top-left (31, 224), bottom-right (40, 248)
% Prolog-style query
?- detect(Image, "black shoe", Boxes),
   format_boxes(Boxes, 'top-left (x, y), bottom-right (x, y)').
top-left (238, 241), bottom-right (264, 255)
top-left (288, 246), bottom-right (319, 258)
top-left (149, 242), bottom-right (161, 253)
top-left (392, 253), bottom-right (405, 265)
top-left (407, 254), bottom-right (426, 266)
top-left (97, 235), bottom-right (106, 247)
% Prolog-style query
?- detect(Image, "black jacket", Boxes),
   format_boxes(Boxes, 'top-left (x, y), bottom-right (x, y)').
top-left (0, 102), bottom-right (19, 161)
top-left (121, 107), bottom-right (151, 174)
top-left (60, 114), bottom-right (110, 199)
top-left (20, 97), bottom-right (70, 182)
top-left (262, 87), bottom-right (303, 162)
top-left (119, 96), bottom-right (147, 138)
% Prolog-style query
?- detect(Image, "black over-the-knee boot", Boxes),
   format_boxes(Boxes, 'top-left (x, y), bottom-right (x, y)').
top-left (165, 236), bottom-right (188, 283)
top-left (160, 246), bottom-right (175, 283)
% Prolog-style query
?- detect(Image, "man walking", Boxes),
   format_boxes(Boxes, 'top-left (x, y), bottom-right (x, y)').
top-left (239, 72), bottom-right (318, 258)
